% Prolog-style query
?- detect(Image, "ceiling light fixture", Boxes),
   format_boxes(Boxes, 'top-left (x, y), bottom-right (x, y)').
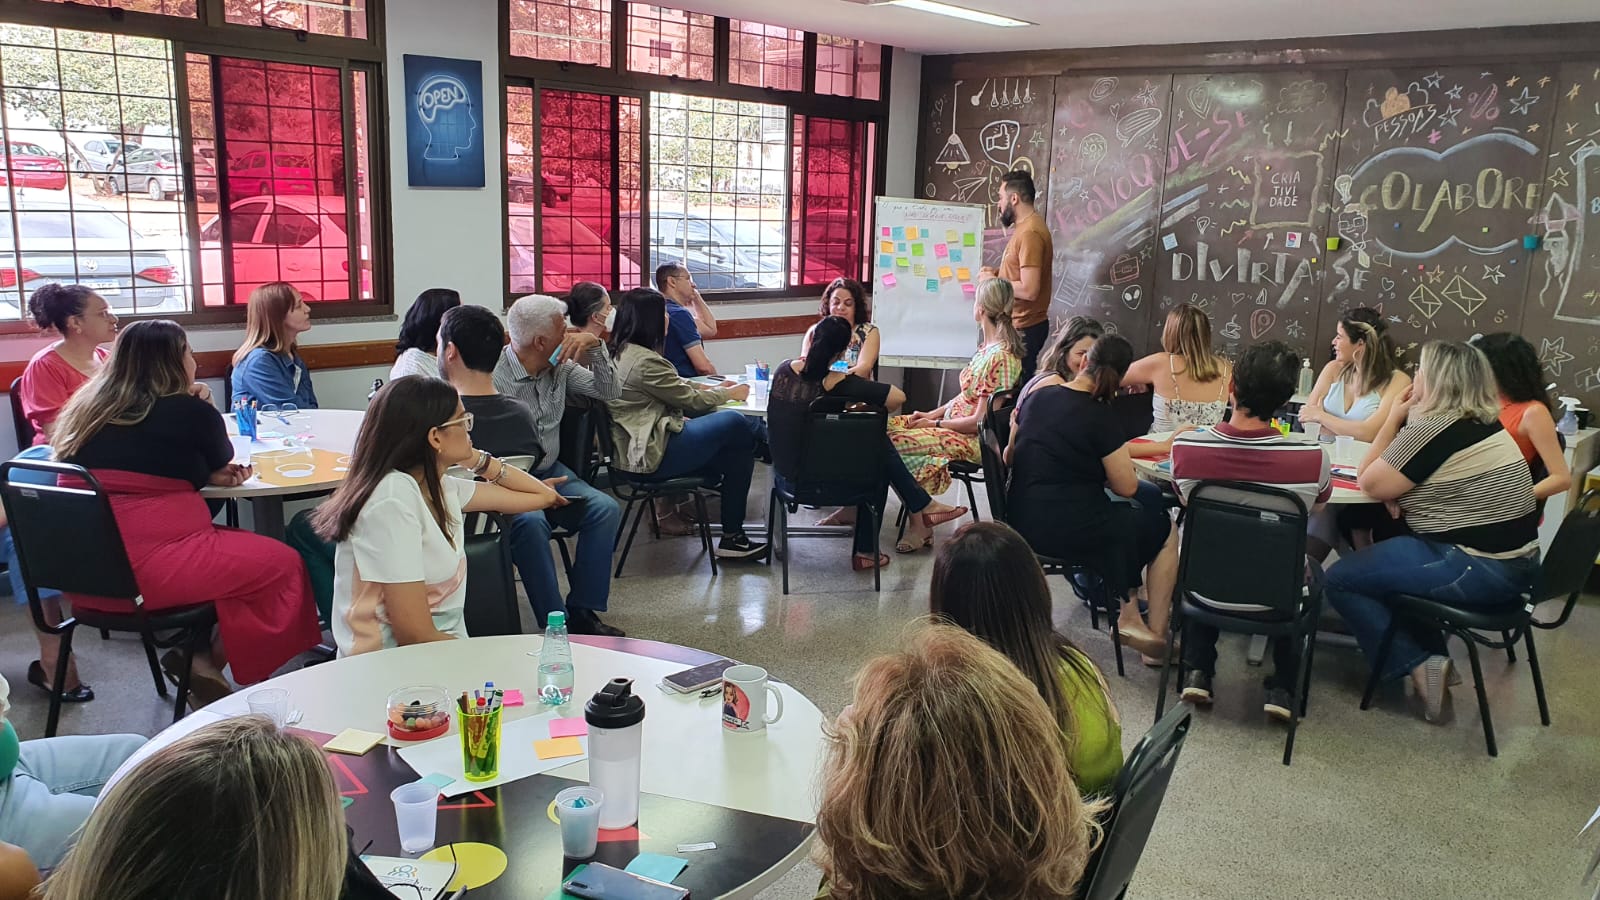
top-left (887, 0), bottom-right (1032, 27)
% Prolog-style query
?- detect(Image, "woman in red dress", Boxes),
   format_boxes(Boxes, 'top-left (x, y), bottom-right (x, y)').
top-left (52, 320), bottom-right (320, 703)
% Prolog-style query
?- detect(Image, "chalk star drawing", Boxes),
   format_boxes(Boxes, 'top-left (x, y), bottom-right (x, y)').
top-left (1437, 106), bottom-right (1462, 128)
top-left (1568, 122), bottom-right (1580, 136)
top-left (1218, 184), bottom-right (1230, 193)
top-left (1388, 315), bottom-right (1403, 324)
top-left (1482, 264), bottom-right (1507, 284)
top-left (1480, 72), bottom-right (1493, 79)
top-left (1538, 76), bottom-right (1552, 88)
top-left (1446, 84), bottom-right (1464, 100)
top-left (1540, 337), bottom-right (1575, 376)
top-left (1425, 265), bottom-right (1446, 284)
top-left (1285, 320), bottom-right (1305, 339)
top-left (1509, 87), bottom-right (1539, 115)
top-left (1133, 80), bottom-right (1158, 105)
top-left (1569, 84), bottom-right (1583, 101)
top-left (1427, 130), bottom-right (1443, 145)
top-left (1506, 75), bottom-right (1520, 87)
top-left (1527, 123), bottom-right (1541, 134)
top-left (1423, 71), bottom-right (1443, 89)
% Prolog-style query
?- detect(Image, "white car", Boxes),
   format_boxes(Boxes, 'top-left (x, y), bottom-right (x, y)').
top-left (199, 194), bottom-right (368, 306)
top-left (0, 199), bottom-right (186, 320)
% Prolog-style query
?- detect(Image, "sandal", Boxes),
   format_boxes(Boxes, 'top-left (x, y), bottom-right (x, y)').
top-left (28, 659), bottom-right (94, 703)
top-left (895, 535), bottom-right (934, 554)
top-left (920, 506), bottom-right (969, 529)
top-left (851, 552), bottom-right (891, 571)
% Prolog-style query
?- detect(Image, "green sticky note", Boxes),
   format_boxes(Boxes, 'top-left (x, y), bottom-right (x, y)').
top-left (911, 244), bottom-right (925, 257)
top-left (962, 232), bottom-right (977, 247)
top-left (341, 796), bottom-right (354, 809)
top-left (895, 257), bottom-right (909, 268)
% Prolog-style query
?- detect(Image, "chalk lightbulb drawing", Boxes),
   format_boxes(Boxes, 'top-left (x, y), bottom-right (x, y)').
top-left (415, 72), bottom-right (478, 161)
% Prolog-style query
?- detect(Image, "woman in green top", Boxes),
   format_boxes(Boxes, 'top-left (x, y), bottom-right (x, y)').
top-left (931, 522), bottom-right (1124, 794)
top-left (0, 674), bottom-right (145, 870)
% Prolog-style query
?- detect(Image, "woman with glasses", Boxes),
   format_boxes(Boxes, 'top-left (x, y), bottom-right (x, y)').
top-left (312, 376), bottom-right (568, 655)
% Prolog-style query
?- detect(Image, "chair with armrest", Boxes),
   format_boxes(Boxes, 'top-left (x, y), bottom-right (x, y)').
top-left (0, 459), bottom-right (217, 736)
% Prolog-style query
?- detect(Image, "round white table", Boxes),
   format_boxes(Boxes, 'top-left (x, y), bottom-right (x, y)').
top-left (110, 635), bottom-right (826, 899)
top-left (204, 408), bottom-right (364, 537)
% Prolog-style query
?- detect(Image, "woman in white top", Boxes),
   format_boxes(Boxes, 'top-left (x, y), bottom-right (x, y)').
top-left (312, 376), bottom-right (566, 655)
top-left (389, 288), bottom-right (462, 381)
top-left (1121, 303), bottom-right (1232, 438)
top-left (1298, 307), bottom-right (1410, 442)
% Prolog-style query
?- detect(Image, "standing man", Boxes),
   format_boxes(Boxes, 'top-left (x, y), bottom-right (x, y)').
top-left (654, 263), bottom-right (720, 377)
top-left (981, 170), bottom-right (1053, 382)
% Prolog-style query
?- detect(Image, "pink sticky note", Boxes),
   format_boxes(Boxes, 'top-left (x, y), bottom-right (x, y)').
top-left (935, 243), bottom-right (949, 258)
top-left (880, 226), bottom-right (891, 237)
top-left (881, 273), bottom-right (897, 288)
top-left (503, 689), bottom-right (525, 707)
top-left (961, 283), bottom-right (977, 296)
top-left (550, 717), bottom-right (588, 738)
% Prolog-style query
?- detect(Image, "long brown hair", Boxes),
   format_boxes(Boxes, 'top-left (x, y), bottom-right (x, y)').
top-left (1161, 303), bottom-right (1224, 382)
top-left (1337, 307), bottom-right (1399, 398)
top-left (312, 376), bottom-right (463, 545)
top-left (1081, 334), bottom-right (1134, 402)
top-left (52, 320), bottom-right (192, 460)
top-left (1038, 316), bottom-right (1104, 379)
top-left (42, 717), bottom-right (344, 900)
top-left (930, 522), bottom-right (1112, 781)
top-left (816, 624), bottom-right (1103, 900)
top-left (232, 282), bottom-right (303, 367)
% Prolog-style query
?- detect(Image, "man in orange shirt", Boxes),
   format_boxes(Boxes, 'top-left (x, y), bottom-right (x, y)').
top-left (981, 170), bottom-right (1053, 382)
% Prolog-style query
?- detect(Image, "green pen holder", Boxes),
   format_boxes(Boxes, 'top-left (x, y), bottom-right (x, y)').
top-left (458, 705), bottom-right (503, 782)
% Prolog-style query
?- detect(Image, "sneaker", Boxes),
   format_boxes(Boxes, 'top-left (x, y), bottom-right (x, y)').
top-left (566, 609), bottom-right (626, 638)
top-left (716, 533), bottom-right (770, 560)
top-left (1180, 671), bottom-right (1213, 705)
top-left (1263, 686), bottom-right (1294, 723)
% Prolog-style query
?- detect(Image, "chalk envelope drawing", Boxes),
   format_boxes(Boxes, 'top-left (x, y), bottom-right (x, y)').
top-left (404, 55), bottom-right (485, 188)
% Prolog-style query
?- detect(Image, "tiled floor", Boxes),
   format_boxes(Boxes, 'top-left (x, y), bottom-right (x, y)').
top-left (4, 496), bottom-right (1598, 899)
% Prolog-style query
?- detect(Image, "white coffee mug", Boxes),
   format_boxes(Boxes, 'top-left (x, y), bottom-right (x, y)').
top-left (721, 665), bottom-right (784, 734)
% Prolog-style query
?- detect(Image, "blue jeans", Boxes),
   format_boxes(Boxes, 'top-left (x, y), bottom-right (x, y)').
top-left (504, 461), bottom-right (621, 626)
top-left (650, 411), bottom-right (766, 534)
top-left (1325, 536), bottom-right (1539, 683)
top-left (0, 731), bottom-right (146, 869)
top-left (4, 444), bottom-right (61, 605)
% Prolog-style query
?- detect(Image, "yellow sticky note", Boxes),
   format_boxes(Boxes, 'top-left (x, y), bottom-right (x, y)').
top-left (322, 728), bottom-right (385, 756)
top-left (906, 227), bottom-right (919, 240)
top-left (946, 229), bottom-right (960, 242)
top-left (879, 240), bottom-right (894, 253)
top-left (534, 737), bottom-right (584, 760)
top-left (939, 266), bottom-right (953, 279)
top-left (913, 264), bottom-right (927, 277)
top-left (957, 267), bottom-right (971, 281)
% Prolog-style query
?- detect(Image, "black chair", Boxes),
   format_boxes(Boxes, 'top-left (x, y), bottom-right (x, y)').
top-left (463, 514), bottom-right (522, 637)
top-left (1154, 481), bottom-right (1317, 765)
top-left (767, 398), bottom-right (889, 593)
top-left (940, 389), bottom-right (1017, 526)
top-left (458, 456), bottom-right (574, 623)
top-left (1359, 490), bottom-right (1600, 757)
top-left (1075, 705), bottom-right (1193, 900)
top-left (0, 460), bottom-right (216, 736)
top-left (588, 404), bottom-right (719, 578)
top-left (8, 376), bottom-right (33, 450)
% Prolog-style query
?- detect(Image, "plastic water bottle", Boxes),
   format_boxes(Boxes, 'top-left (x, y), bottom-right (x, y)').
top-left (538, 611), bottom-right (575, 706)
top-left (585, 678), bottom-right (645, 829)
top-left (1297, 358), bottom-right (1313, 397)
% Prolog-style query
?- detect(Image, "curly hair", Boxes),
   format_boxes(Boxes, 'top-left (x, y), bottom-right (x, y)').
top-left (1475, 332), bottom-right (1554, 412)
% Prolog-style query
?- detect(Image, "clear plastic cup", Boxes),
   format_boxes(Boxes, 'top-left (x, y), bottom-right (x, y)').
top-left (390, 780), bottom-right (440, 854)
top-left (1335, 434), bottom-right (1355, 464)
top-left (246, 688), bottom-right (288, 727)
top-left (555, 785), bottom-right (604, 858)
top-left (744, 364), bottom-right (759, 382)
top-left (1302, 422), bottom-right (1322, 442)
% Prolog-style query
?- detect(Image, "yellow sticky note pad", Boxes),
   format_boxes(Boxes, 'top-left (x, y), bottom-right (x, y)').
top-left (939, 266), bottom-right (953, 279)
top-left (946, 229), bottom-right (960, 242)
top-left (957, 267), bottom-right (971, 281)
top-left (879, 240), bottom-right (894, 253)
top-left (906, 227), bottom-right (919, 239)
top-left (534, 737), bottom-right (584, 760)
top-left (323, 728), bottom-right (385, 756)
top-left (912, 264), bottom-right (927, 277)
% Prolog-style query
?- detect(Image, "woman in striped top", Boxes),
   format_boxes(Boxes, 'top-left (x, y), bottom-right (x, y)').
top-left (1326, 341), bottom-right (1539, 724)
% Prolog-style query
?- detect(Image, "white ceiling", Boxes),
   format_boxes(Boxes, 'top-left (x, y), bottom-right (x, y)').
top-left (684, 0), bottom-right (1599, 55)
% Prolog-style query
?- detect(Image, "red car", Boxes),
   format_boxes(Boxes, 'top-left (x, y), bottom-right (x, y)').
top-left (1, 142), bottom-right (68, 191)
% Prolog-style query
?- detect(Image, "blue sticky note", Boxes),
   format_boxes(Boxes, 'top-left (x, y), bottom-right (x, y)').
top-left (891, 226), bottom-right (905, 239)
top-left (878, 254), bottom-right (892, 270)
top-left (341, 796), bottom-right (354, 809)
top-left (926, 278), bottom-right (939, 292)
top-left (625, 853), bottom-right (689, 884)
top-left (422, 772), bottom-right (454, 789)
top-left (949, 249), bottom-right (963, 263)
top-left (1523, 234), bottom-right (1541, 250)
top-left (896, 242), bottom-right (907, 253)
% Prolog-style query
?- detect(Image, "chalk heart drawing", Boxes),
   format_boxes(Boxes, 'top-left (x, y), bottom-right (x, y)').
top-left (1219, 315), bottom-right (1243, 340)
top-left (1380, 277), bottom-right (1396, 291)
top-left (1187, 82), bottom-right (1214, 118)
top-left (1250, 308), bottom-right (1277, 339)
top-left (1348, 132), bottom-right (1541, 258)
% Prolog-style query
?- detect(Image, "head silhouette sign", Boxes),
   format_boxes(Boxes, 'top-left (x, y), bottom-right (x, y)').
top-left (403, 54), bottom-right (486, 188)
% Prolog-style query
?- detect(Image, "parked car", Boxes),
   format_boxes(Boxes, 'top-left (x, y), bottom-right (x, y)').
top-left (108, 148), bottom-right (218, 202)
top-left (507, 204), bottom-right (640, 293)
top-left (199, 194), bottom-right (367, 306)
top-left (619, 211), bottom-right (776, 290)
top-left (69, 137), bottom-right (138, 174)
top-left (226, 149), bottom-right (315, 197)
top-left (1, 142), bottom-right (68, 192)
top-left (0, 199), bottom-right (186, 319)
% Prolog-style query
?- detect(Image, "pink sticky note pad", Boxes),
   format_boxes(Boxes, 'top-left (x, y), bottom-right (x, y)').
top-left (550, 717), bottom-right (588, 738)
top-left (880, 226), bottom-right (891, 237)
top-left (881, 273), bottom-right (897, 288)
top-left (961, 283), bottom-right (977, 296)
top-left (935, 243), bottom-right (949, 257)
top-left (503, 689), bottom-right (525, 707)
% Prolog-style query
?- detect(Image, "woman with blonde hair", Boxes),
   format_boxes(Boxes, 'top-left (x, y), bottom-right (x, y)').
top-left (1123, 302), bottom-right (1232, 434)
top-left (1327, 341), bottom-right (1539, 723)
top-left (1299, 307), bottom-right (1410, 443)
top-left (231, 282), bottom-right (317, 408)
top-left (815, 623), bottom-right (1103, 899)
top-left (887, 277), bottom-right (1022, 552)
top-left (42, 717), bottom-right (345, 900)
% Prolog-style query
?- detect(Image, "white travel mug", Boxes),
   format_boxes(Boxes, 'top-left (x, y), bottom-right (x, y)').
top-left (585, 678), bottom-right (644, 829)
top-left (720, 665), bottom-right (785, 734)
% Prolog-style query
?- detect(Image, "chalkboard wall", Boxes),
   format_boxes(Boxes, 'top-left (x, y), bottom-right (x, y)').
top-left (917, 25), bottom-right (1600, 409)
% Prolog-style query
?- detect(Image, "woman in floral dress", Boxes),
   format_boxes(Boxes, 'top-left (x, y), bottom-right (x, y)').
top-left (888, 277), bottom-right (1023, 552)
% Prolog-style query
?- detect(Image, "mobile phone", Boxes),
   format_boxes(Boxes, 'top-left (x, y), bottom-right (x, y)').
top-left (562, 862), bottom-right (689, 900)
top-left (662, 659), bottom-right (738, 693)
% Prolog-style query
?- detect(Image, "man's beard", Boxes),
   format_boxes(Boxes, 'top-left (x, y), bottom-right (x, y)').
top-left (999, 203), bottom-right (1016, 228)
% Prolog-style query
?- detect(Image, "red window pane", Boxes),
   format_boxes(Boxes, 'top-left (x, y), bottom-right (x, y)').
top-left (196, 55), bottom-right (356, 306)
top-left (816, 36), bottom-right (882, 101)
top-left (506, 86), bottom-right (538, 294)
top-left (223, 0), bottom-right (368, 39)
top-left (509, 0), bottom-right (611, 68)
top-left (539, 90), bottom-right (615, 293)
top-left (792, 116), bottom-right (865, 286)
top-left (27, 0), bottom-right (196, 17)
top-left (617, 96), bottom-right (641, 290)
top-left (625, 5), bottom-right (713, 81)
top-left (728, 21), bottom-right (803, 92)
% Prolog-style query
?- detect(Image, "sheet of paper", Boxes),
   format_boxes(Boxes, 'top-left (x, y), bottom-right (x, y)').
top-left (549, 717), bottom-right (588, 738)
top-left (323, 728), bottom-right (385, 755)
top-left (397, 711), bottom-right (588, 797)
top-left (362, 856), bottom-right (457, 900)
top-left (626, 853), bottom-right (689, 884)
top-left (535, 737), bottom-right (584, 760)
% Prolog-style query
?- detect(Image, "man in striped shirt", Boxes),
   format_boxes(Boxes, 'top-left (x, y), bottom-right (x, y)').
top-left (1169, 341), bottom-right (1331, 721)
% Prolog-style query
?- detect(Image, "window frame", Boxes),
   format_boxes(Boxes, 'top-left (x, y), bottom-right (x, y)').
top-left (0, 0), bottom-right (389, 332)
top-left (499, 0), bottom-right (889, 305)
